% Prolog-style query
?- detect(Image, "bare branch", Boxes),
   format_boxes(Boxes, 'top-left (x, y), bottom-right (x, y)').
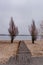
top-left (8, 17), bottom-right (18, 43)
top-left (29, 20), bottom-right (38, 44)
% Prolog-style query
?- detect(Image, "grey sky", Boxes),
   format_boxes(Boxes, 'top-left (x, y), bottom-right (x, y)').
top-left (0, 0), bottom-right (43, 34)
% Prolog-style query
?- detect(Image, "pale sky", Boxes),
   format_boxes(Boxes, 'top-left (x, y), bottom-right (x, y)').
top-left (0, 0), bottom-right (43, 35)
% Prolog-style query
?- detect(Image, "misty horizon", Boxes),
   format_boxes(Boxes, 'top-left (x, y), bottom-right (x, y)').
top-left (0, 0), bottom-right (43, 40)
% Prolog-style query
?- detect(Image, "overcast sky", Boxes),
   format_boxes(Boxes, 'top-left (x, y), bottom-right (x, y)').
top-left (0, 0), bottom-right (43, 34)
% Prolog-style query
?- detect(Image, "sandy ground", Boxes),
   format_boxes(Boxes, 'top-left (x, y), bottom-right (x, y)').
top-left (25, 40), bottom-right (43, 57)
top-left (0, 40), bottom-right (19, 64)
top-left (0, 40), bottom-right (43, 65)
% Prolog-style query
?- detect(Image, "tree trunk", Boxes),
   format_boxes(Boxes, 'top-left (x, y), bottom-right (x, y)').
top-left (32, 39), bottom-right (34, 44)
top-left (11, 36), bottom-right (14, 43)
top-left (32, 36), bottom-right (34, 44)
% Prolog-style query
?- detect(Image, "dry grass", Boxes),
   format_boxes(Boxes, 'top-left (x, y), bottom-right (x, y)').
top-left (0, 40), bottom-right (43, 63)
top-left (0, 40), bottom-right (19, 64)
top-left (25, 40), bottom-right (43, 57)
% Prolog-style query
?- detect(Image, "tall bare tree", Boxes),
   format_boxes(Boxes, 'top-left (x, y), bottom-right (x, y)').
top-left (8, 17), bottom-right (18, 43)
top-left (29, 20), bottom-right (38, 44)
top-left (40, 21), bottom-right (43, 39)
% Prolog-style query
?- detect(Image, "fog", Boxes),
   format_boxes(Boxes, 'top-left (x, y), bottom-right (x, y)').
top-left (0, 0), bottom-right (43, 40)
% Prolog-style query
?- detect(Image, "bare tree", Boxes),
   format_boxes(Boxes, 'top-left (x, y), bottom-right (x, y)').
top-left (8, 17), bottom-right (18, 43)
top-left (29, 20), bottom-right (38, 44)
top-left (40, 21), bottom-right (43, 39)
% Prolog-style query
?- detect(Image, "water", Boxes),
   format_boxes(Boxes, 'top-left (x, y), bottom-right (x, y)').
top-left (0, 36), bottom-right (32, 40)
top-left (0, 35), bottom-right (40, 40)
